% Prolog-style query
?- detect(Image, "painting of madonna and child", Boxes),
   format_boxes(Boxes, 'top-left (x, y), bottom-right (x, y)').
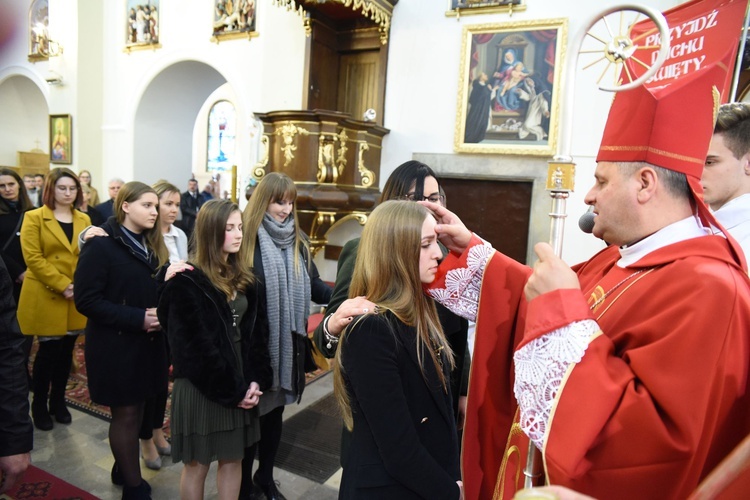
top-left (455, 19), bottom-right (566, 156)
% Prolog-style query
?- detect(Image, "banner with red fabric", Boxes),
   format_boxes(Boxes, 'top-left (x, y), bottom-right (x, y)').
top-left (627, 0), bottom-right (748, 99)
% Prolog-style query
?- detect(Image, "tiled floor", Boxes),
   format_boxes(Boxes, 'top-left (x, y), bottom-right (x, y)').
top-left (29, 373), bottom-right (341, 499)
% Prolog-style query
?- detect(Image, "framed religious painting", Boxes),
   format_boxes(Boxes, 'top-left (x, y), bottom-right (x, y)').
top-left (28, 0), bottom-right (49, 62)
top-left (454, 18), bottom-right (567, 156)
top-left (49, 114), bottom-right (72, 164)
top-left (210, 0), bottom-right (259, 43)
top-left (446, 0), bottom-right (526, 18)
top-left (124, 0), bottom-right (161, 53)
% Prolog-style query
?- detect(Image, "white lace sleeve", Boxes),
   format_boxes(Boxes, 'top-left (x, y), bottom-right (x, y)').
top-left (427, 243), bottom-right (494, 321)
top-left (513, 319), bottom-right (599, 449)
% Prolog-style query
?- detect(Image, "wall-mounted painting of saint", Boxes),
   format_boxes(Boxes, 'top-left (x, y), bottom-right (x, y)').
top-left (125, 0), bottom-right (161, 52)
top-left (211, 0), bottom-right (258, 43)
top-left (454, 18), bottom-right (567, 156)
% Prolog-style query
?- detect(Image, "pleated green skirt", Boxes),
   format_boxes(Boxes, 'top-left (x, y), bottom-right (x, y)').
top-left (171, 378), bottom-right (260, 465)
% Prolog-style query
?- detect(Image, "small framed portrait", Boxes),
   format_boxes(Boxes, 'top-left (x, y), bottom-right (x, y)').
top-left (28, 0), bottom-right (49, 61)
top-left (446, 1), bottom-right (526, 17)
top-left (211, 0), bottom-right (258, 43)
top-left (49, 114), bottom-right (72, 164)
top-left (454, 18), bottom-right (567, 156)
top-left (125, 0), bottom-right (161, 53)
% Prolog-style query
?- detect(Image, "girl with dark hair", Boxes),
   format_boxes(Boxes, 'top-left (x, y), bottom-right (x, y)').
top-left (334, 200), bottom-right (462, 499)
top-left (0, 168), bottom-right (34, 302)
top-left (17, 167), bottom-right (89, 431)
top-left (239, 172), bottom-right (332, 499)
top-left (158, 199), bottom-right (271, 500)
top-left (74, 181), bottom-right (169, 500)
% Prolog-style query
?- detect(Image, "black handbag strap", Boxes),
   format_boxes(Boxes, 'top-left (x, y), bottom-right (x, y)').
top-left (2, 212), bottom-right (24, 252)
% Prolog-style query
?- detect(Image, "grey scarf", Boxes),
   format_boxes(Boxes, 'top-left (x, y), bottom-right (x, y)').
top-left (258, 213), bottom-right (311, 392)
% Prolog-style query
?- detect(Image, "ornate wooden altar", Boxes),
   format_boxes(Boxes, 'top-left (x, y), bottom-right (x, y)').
top-left (251, 109), bottom-right (389, 255)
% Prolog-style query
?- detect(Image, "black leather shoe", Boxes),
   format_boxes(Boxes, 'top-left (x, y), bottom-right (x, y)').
top-left (122, 480), bottom-right (151, 500)
top-left (32, 401), bottom-right (53, 431)
top-left (254, 479), bottom-right (287, 500)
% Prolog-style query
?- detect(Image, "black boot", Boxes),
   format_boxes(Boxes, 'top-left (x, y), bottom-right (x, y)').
top-left (111, 462), bottom-right (124, 486)
top-left (122, 480), bottom-right (151, 500)
top-left (31, 398), bottom-right (53, 431)
top-left (50, 335), bottom-right (75, 424)
top-left (49, 395), bottom-right (72, 424)
top-left (31, 340), bottom-right (54, 431)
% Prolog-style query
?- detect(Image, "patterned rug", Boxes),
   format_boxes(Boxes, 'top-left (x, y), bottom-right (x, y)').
top-left (1, 464), bottom-right (98, 500)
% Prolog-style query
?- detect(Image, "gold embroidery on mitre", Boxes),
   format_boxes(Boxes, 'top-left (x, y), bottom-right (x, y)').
top-left (599, 145), bottom-right (704, 165)
top-left (712, 86), bottom-right (720, 126)
top-left (588, 285), bottom-right (606, 312)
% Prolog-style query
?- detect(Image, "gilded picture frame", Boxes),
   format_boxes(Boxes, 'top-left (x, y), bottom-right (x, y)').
top-left (210, 0), bottom-right (259, 43)
top-left (446, 0), bottom-right (526, 18)
top-left (49, 114), bottom-right (72, 165)
top-left (125, 0), bottom-right (161, 53)
top-left (454, 18), bottom-right (567, 156)
top-left (28, 0), bottom-right (49, 62)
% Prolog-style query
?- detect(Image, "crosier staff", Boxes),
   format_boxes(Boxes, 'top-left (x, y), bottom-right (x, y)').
top-left (522, 4), bottom-right (671, 489)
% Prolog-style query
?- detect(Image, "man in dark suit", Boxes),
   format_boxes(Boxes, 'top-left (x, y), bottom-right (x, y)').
top-left (179, 178), bottom-right (201, 239)
top-left (94, 178), bottom-right (124, 220)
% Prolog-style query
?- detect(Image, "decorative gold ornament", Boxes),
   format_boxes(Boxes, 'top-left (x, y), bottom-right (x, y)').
top-left (253, 135), bottom-right (270, 179)
top-left (357, 142), bottom-right (376, 187)
top-left (275, 122), bottom-right (310, 166)
top-left (272, 0), bottom-right (392, 44)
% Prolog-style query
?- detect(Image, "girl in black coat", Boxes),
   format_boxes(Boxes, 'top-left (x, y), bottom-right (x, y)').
top-left (334, 201), bottom-right (463, 500)
top-left (158, 199), bottom-right (271, 500)
top-left (74, 182), bottom-right (169, 500)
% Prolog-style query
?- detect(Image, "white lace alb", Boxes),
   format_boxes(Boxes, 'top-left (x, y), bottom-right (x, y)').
top-left (513, 319), bottom-right (598, 448)
top-left (427, 242), bottom-right (493, 321)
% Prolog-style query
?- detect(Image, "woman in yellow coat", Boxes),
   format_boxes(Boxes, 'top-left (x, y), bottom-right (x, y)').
top-left (18, 168), bottom-right (89, 431)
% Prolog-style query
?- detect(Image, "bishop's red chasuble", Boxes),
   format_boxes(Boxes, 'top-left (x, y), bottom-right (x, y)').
top-left (428, 234), bottom-right (750, 499)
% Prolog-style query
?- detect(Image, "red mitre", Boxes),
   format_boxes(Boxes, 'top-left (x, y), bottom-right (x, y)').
top-left (595, 61), bottom-right (746, 270)
top-left (596, 62), bottom-right (724, 181)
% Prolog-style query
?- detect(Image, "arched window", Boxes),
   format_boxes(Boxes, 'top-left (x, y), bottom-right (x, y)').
top-left (206, 100), bottom-right (236, 173)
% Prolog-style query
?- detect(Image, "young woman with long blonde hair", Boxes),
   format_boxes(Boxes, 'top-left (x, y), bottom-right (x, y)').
top-left (239, 172), bottom-right (332, 499)
top-left (334, 200), bottom-right (463, 499)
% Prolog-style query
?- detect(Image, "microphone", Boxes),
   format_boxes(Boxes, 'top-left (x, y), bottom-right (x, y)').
top-left (578, 206), bottom-right (596, 234)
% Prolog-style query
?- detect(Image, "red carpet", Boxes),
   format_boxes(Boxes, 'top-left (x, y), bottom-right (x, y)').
top-left (2, 464), bottom-right (98, 500)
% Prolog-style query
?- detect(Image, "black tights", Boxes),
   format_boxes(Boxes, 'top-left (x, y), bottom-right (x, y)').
top-left (138, 391), bottom-right (168, 440)
top-left (32, 335), bottom-right (77, 405)
top-left (240, 405), bottom-right (284, 495)
top-left (110, 403), bottom-right (145, 488)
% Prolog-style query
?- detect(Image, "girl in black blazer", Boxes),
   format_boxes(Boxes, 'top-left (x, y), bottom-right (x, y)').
top-left (74, 182), bottom-right (169, 500)
top-left (334, 200), bottom-right (463, 500)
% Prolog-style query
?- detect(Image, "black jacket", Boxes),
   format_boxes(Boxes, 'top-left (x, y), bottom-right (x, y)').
top-left (0, 256), bottom-right (32, 457)
top-left (157, 267), bottom-right (272, 407)
top-left (0, 202), bottom-right (28, 302)
top-left (339, 312), bottom-right (461, 499)
top-left (74, 218), bottom-right (168, 407)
